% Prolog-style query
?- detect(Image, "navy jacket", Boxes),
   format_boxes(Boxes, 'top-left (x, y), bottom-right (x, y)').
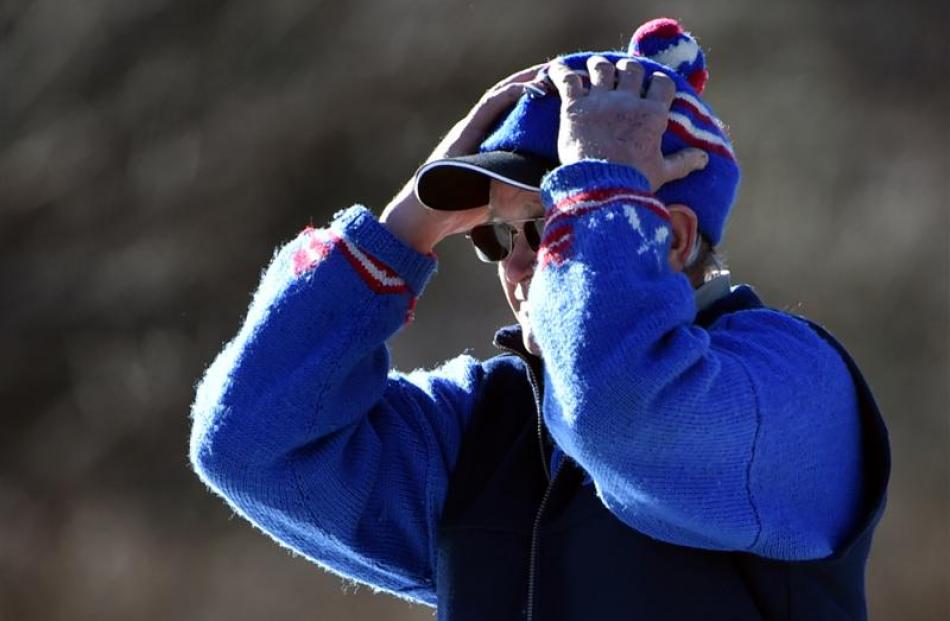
top-left (436, 285), bottom-right (890, 620)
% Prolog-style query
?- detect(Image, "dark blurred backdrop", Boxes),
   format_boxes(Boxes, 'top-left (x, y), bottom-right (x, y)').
top-left (1, 0), bottom-right (947, 619)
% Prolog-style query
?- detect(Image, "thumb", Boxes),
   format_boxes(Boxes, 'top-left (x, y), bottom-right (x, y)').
top-left (660, 148), bottom-right (708, 185)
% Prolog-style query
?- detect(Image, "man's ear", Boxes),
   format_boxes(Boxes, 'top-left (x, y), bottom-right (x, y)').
top-left (666, 204), bottom-right (699, 273)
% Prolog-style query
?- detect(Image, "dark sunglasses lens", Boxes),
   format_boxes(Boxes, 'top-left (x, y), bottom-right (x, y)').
top-left (524, 219), bottom-right (544, 251)
top-left (470, 224), bottom-right (511, 262)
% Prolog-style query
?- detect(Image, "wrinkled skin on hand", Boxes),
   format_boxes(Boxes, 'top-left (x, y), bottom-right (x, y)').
top-left (547, 56), bottom-right (708, 191)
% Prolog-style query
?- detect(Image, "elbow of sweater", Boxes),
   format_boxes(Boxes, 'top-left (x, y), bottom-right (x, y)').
top-left (189, 357), bottom-right (297, 493)
top-left (750, 490), bottom-right (861, 561)
top-left (189, 393), bottom-right (279, 501)
top-left (189, 417), bottom-right (292, 516)
top-left (751, 523), bottom-right (838, 561)
top-left (189, 405), bottom-right (248, 497)
top-left (596, 481), bottom-right (760, 553)
top-left (190, 354), bottom-right (249, 485)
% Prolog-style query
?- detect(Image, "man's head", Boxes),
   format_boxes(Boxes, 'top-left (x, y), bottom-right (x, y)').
top-left (415, 18), bottom-right (740, 246)
top-left (414, 17), bottom-right (737, 354)
top-left (487, 179), bottom-right (703, 356)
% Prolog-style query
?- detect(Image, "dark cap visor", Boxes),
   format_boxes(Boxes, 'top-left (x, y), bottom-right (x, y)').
top-left (414, 151), bottom-right (555, 211)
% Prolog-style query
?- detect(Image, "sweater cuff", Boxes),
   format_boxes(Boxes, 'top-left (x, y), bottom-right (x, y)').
top-left (331, 205), bottom-right (438, 296)
top-left (540, 160), bottom-right (652, 208)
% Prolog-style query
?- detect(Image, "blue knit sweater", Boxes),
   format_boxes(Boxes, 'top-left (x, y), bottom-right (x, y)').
top-left (190, 160), bottom-right (863, 606)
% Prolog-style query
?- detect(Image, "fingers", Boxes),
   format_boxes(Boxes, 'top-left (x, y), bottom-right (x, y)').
top-left (473, 62), bottom-right (549, 117)
top-left (548, 60), bottom-right (586, 101)
top-left (586, 56), bottom-right (615, 93)
top-left (550, 58), bottom-right (674, 105)
top-left (645, 71), bottom-right (676, 106)
top-left (492, 62), bottom-right (547, 90)
top-left (661, 147), bottom-right (709, 184)
top-left (462, 80), bottom-right (529, 139)
top-left (433, 69), bottom-right (544, 160)
top-left (474, 63), bottom-right (547, 112)
top-left (470, 63), bottom-right (547, 117)
top-left (615, 58), bottom-right (645, 95)
top-left (480, 80), bottom-right (531, 112)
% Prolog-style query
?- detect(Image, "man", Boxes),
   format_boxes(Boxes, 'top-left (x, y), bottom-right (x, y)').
top-left (190, 18), bottom-right (889, 620)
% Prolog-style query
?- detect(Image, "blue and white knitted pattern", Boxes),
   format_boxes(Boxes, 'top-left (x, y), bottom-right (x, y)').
top-left (190, 161), bottom-right (863, 605)
top-left (480, 17), bottom-right (739, 245)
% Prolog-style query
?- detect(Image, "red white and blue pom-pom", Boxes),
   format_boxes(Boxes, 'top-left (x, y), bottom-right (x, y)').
top-left (629, 17), bottom-right (708, 94)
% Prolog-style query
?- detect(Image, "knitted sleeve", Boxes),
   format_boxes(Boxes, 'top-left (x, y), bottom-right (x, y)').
top-left (532, 160), bottom-right (864, 561)
top-left (189, 205), bottom-right (483, 606)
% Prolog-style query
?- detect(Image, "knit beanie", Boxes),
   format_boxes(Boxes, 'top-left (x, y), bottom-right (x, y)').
top-left (416, 18), bottom-right (740, 246)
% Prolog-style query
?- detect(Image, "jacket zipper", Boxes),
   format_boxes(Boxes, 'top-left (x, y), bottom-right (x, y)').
top-left (519, 350), bottom-right (560, 620)
top-left (526, 459), bottom-right (563, 621)
top-left (526, 363), bottom-right (551, 483)
top-left (497, 340), bottom-right (561, 620)
top-left (497, 342), bottom-right (550, 481)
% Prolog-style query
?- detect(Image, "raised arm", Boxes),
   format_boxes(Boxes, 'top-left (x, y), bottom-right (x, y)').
top-left (530, 57), bottom-right (863, 561)
top-left (190, 65), bottom-right (548, 604)
top-left (190, 206), bottom-right (484, 604)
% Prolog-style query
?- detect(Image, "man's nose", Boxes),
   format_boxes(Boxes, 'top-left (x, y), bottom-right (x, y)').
top-left (503, 231), bottom-right (538, 284)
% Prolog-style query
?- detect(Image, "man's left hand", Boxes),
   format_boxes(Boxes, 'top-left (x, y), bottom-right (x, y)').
top-left (548, 56), bottom-right (708, 191)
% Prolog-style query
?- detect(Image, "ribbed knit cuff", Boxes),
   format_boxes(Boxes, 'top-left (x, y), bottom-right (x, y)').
top-left (540, 160), bottom-right (652, 208)
top-left (534, 160), bottom-right (672, 271)
top-left (331, 205), bottom-right (438, 296)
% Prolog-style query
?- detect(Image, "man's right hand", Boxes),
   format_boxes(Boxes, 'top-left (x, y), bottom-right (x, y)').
top-left (380, 65), bottom-right (546, 255)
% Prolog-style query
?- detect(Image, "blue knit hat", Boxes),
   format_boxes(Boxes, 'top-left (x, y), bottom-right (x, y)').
top-left (416, 18), bottom-right (740, 246)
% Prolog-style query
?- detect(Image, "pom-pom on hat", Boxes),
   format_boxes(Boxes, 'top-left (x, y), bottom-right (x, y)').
top-left (630, 17), bottom-right (708, 95)
top-left (414, 17), bottom-right (740, 246)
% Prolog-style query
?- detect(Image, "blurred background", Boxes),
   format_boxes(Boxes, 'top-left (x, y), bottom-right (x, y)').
top-left (1, 0), bottom-right (946, 619)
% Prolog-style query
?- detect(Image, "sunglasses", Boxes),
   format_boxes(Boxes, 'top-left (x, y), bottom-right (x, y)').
top-left (466, 217), bottom-right (546, 263)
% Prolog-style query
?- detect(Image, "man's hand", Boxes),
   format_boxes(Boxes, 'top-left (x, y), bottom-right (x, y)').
top-left (548, 57), bottom-right (708, 191)
top-left (381, 65), bottom-right (546, 254)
